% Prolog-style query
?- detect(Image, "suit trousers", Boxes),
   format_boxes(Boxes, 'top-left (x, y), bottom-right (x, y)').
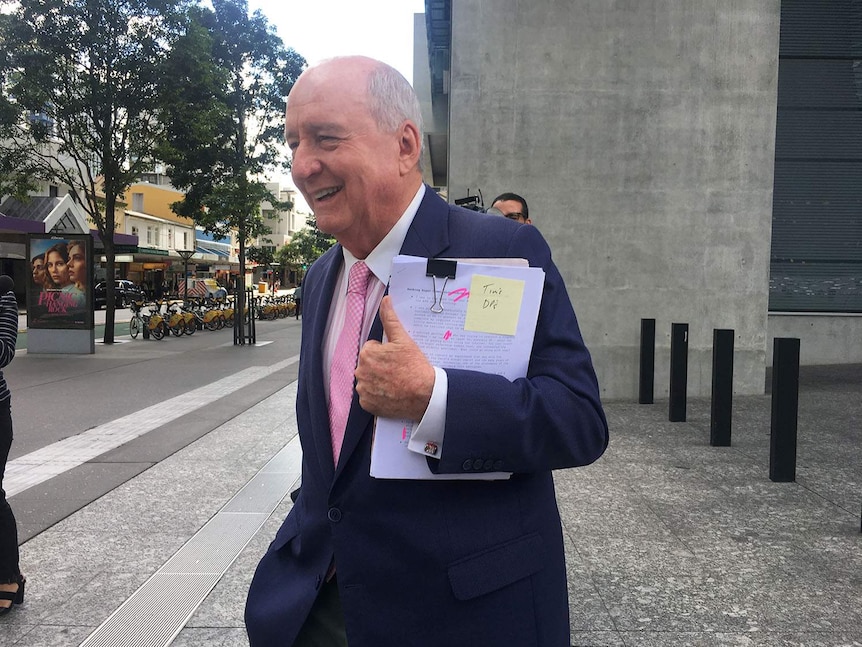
top-left (292, 575), bottom-right (347, 647)
top-left (0, 399), bottom-right (20, 584)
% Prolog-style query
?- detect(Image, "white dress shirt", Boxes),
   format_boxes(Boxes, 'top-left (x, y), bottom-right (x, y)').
top-left (321, 184), bottom-right (448, 460)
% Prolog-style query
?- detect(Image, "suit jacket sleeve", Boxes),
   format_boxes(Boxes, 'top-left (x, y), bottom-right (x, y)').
top-left (429, 222), bottom-right (609, 475)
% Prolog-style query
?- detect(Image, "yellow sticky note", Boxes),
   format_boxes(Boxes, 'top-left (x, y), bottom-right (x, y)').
top-left (464, 274), bottom-right (525, 335)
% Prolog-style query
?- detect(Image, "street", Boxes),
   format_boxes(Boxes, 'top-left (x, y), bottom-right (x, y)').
top-left (4, 313), bottom-right (302, 542)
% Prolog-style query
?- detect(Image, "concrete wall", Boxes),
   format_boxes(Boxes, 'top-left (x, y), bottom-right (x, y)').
top-left (767, 314), bottom-right (862, 366)
top-left (414, 14), bottom-right (435, 186)
top-left (447, 0), bottom-right (781, 400)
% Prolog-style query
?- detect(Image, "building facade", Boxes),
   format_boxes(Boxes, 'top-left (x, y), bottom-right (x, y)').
top-left (418, 0), bottom-right (785, 399)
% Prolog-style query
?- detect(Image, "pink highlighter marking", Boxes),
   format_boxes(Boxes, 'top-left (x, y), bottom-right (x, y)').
top-left (443, 330), bottom-right (452, 341)
top-left (401, 426), bottom-right (408, 441)
top-left (448, 287), bottom-right (470, 302)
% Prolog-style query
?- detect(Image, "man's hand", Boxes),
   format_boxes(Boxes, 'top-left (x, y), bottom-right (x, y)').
top-left (355, 295), bottom-right (435, 420)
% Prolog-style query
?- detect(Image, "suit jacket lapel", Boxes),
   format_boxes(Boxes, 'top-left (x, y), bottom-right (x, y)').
top-left (400, 188), bottom-right (452, 259)
top-left (333, 188), bottom-right (453, 477)
top-left (307, 246), bottom-right (344, 480)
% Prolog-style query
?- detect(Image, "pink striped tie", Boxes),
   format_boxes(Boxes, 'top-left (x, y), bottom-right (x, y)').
top-left (329, 261), bottom-right (373, 465)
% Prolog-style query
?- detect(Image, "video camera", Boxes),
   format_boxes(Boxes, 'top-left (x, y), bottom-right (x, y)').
top-left (454, 190), bottom-right (504, 216)
top-left (454, 189), bottom-right (491, 213)
top-left (454, 194), bottom-right (484, 212)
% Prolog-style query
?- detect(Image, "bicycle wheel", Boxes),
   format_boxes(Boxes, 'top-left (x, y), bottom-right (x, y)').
top-left (150, 323), bottom-right (165, 340)
top-left (129, 317), bottom-right (140, 339)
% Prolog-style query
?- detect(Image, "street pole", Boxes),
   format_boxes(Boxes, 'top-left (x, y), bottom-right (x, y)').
top-left (178, 249), bottom-right (195, 303)
top-left (270, 262), bottom-right (280, 295)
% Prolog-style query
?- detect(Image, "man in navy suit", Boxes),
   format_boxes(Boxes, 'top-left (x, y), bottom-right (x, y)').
top-left (245, 55), bottom-right (609, 647)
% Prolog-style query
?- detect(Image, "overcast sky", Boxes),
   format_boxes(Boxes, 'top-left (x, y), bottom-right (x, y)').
top-left (248, 0), bottom-right (425, 84)
top-left (246, 0), bottom-right (426, 202)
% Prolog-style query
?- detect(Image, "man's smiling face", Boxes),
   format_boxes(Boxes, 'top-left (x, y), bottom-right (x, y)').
top-left (285, 59), bottom-right (404, 257)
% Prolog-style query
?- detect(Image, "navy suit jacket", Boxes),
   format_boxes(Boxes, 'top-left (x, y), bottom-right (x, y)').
top-left (245, 188), bottom-right (608, 647)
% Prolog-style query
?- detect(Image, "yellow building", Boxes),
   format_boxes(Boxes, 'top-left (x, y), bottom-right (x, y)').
top-left (121, 179), bottom-right (239, 293)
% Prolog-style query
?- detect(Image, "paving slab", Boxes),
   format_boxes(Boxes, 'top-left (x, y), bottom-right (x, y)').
top-left (1, 365), bottom-right (860, 646)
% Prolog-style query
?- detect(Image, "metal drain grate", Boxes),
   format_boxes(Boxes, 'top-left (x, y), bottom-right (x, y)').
top-left (79, 392), bottom-right (303, 647)
top-left (160, 512), bottom-right (270, 575)
top-left (78, 573), bottom-right (219, 647)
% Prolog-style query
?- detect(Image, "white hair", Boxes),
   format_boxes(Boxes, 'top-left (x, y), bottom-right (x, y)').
top-left (367, 63), bottom-right (424, 136)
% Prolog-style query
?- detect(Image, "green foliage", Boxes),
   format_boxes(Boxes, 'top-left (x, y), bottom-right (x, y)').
top-left (0, 0), bottom-right (190, 342)
top-left (157, 0), bottom-right (306, 276)
top-left (0, 149), bottom-right (38, 201)
top-left (276, 215), bottom-right (336, 273)
top-left (0, 0), bottom-right (188, 220)
top-left (246, 245), bottom-right (274, 267)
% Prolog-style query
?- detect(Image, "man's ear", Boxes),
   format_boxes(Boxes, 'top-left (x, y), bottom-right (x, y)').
top-left (397, 120), bottom-right (422, 175)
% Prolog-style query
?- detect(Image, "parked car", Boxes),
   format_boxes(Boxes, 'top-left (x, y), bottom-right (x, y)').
top-left (93, 280), bottom-right (144, 309)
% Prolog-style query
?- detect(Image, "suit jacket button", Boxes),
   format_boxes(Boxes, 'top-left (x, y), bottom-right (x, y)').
top-left (473, 458), bottom-right (484, 471)
top-left (483, 459), bottom-right (494, 471)
top-left (462, 459), bottom-right (474, 471)
top-left (327, 507), bottom-right (342, 523)
top-left (493, 460), bottom-right (504, 471)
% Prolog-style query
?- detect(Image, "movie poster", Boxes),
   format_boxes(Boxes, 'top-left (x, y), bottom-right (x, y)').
top-left (27, 234), bottom-right (94, 330)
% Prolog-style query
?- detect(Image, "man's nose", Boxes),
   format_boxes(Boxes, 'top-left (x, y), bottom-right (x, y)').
top-left (290, 144), bottom-right (320, 181)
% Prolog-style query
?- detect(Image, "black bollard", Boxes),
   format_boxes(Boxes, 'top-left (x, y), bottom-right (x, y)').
top-left (234, 276), bottom-right (244, 345)
top-left (246, 288), bottom-right (256, 345)
top-left (668, 323), bottom-right (688, 422)
top-left (710, 329), bottom-right (734, 446)
top-left (639, 318), bottom-right (656, 404)
top-left (769, 337), bottom-right (800, 482)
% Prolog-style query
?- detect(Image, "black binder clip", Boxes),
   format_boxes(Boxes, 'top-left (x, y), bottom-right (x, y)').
top-left (426, 259), bottom-right (457, 313)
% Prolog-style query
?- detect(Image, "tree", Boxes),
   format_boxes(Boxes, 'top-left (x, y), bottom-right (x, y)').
top-left (246, 244), bottom-right (275, 271)
top-left (157, 0), bottom-right (305, 293)
top-left (276, 215), bottom-right (336, 283)
top-left (0, 0), bottom-right (190, 343)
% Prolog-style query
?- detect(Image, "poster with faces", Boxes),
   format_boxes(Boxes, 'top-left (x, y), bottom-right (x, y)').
top-left (27, 234), bottom-right (93, 330)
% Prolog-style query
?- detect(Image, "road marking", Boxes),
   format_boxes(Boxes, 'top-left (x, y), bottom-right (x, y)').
top-left (4, 354), bottom-right (300, 497)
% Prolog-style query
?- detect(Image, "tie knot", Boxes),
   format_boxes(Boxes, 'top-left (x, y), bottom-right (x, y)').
top-left (347, 261), bottom-right (371, 296)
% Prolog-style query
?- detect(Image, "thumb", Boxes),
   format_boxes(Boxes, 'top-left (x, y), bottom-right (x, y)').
top-left (379, 295), bottom-right (408, 343)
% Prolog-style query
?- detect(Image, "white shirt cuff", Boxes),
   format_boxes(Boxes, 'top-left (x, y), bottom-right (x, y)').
top-left (406, 366), bottom-right (447, 459)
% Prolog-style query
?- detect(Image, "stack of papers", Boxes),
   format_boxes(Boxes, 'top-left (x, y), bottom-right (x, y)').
top-left (370, 255), bottom-right (545, 480)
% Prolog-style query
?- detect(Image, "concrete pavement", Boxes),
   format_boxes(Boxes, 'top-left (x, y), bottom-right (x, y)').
top-left (1, 353), bottom-right (861, 645)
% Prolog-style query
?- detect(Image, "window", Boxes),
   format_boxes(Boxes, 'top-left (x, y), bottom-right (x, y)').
top-left (770, 1), bottom-right (862, 312)
top-left (132, 193), bottom-right (144, 212)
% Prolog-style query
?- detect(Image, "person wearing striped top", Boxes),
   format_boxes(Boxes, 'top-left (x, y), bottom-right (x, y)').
top-left (0, 278), bottom-right (24, 614)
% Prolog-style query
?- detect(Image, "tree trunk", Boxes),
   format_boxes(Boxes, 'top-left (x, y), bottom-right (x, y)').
top-left (102, 192), bottom-right (117, 344)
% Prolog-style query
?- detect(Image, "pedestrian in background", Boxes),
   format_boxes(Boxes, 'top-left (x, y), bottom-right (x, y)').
top-left (0, 275), bottom-right (25, 615)
top-left (490, 192), bottom-right (532, 225)
top-left (293, 282), bottom-right (301, 320)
